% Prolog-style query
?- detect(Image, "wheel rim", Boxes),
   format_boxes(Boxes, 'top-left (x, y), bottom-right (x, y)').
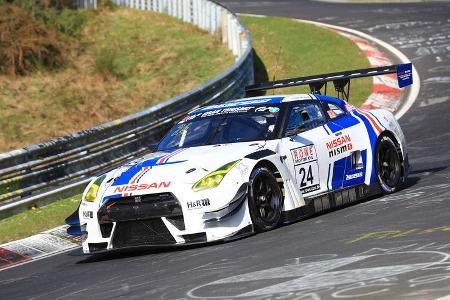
top-left (378, 141), bottom-right (401, 188)
top-left (253, 174), bottom-right (281, 224)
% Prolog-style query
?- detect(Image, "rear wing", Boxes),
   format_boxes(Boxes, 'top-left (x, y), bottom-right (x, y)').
top-left (245, 63), bottom-right (413, 101)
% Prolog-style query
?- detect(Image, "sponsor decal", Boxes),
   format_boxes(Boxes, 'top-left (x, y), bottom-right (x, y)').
top-left (396, 63), bottom-right (413, 88)
top-left (290, 145), bottom-right (317, 165)
top-left (255, 106), bottom-right (268, 112)
top-left (346, 172), bottom-right (363, 180)
top-left (113, 181), bottom-right (171, 193)
top-left (327, 109), bottom-right (337, 119)
top-left (254, 106), bottom-right (280, 113)
top-left (291, 143), bottom-right (321, 195)
top-left (187, 198), bottom-right (210, 210)
top-left (269, 107), bottom-right (280, 113)
top-left (201, 106), bottom-right (254, 117)
top-left (198, 99), bottom-right (272, 112)
top-left (82, 211), bottom-right (93, 219)
top-left (301, 183), bottom-right (320, 194)
top-left (295, 162), bottom-right (321, 195)
top-left (326, 134), bottom-right (353, 158)
top-left (236, 162), bottom-right (249, 176)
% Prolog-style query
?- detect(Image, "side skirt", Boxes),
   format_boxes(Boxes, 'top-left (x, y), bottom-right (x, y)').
top-left (281, 184), bottom-right (381, 223)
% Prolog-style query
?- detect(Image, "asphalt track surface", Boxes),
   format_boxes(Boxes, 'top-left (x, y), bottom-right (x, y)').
top-left (1, 1), bottom-right (450, 299)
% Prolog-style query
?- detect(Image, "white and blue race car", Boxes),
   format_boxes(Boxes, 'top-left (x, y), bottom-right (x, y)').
top-left (67, 65), bottom-right (412, 253)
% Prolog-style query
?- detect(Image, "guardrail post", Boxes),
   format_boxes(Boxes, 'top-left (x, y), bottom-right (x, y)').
top-left (192, 0), bottom-right (198, 26)
top-left (178, 0), bottom-right (181, 17)
top-left (221, 8), bottom-right (227, 45)
top-left (201, 0), bottom-right (206, 30)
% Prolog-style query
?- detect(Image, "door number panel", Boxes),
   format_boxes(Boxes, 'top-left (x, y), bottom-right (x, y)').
top-left (290, 145), bottom-right (320, 194)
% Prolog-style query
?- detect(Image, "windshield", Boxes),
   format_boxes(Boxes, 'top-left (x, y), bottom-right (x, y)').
top-left (158, 105), bottom-right (281, 151)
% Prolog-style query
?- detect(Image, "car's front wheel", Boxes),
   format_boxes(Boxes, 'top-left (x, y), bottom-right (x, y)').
top-left (376, 135), bottom-right (402, 194)
top-left (248, 167), bottom-right (282, 232)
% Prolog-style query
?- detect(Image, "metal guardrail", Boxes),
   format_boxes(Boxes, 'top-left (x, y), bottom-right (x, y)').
top-left (0, 0), bottom-right (253, 219)
top-left (75, 0), bottom-right (97, 8)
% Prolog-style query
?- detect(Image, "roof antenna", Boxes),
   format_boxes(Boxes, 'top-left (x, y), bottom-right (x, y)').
top-left (272, 46), bottom-right (282, 95)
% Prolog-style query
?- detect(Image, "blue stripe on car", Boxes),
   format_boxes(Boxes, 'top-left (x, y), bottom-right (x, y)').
top-left (323, 125), bottom-right (330, 135)
top-left (101, 194), bottom-right (123, 203)
top-left (326, 115), bottom-right (360, 134)
top-left (112, 153), bottom-right (186, 186)
top-left (352, 111), bottom-right (378, 184)
top-left (331, 156), bottom-right (347, 190)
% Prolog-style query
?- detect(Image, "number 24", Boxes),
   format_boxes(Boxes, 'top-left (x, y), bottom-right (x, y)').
top-left (299, 165), bottom-right (313, 187)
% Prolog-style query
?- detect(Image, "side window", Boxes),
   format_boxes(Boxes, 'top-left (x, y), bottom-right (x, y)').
top-left (325, 103), bottom-right (345, 120)
top-left (285, 103), bottom-right (325, 136)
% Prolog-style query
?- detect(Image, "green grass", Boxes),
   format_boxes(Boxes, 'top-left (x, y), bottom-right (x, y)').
top-left (241, 16), bottom-right (372, 105)
top-left (0, 194), bottom-right (80, 244)
top-left (0, 16), bottom-right (374, 245)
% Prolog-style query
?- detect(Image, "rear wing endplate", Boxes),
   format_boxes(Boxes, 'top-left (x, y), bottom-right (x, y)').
top-left (245, 63), bottom-right (413, 101)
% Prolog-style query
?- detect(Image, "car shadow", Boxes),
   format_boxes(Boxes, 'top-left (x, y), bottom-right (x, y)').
top-left (246, 49), bottom-right (269, 97)
top-left (409, 165), bottom-right (447, 175)
top-left (72, 240), bottom-right (225, 264)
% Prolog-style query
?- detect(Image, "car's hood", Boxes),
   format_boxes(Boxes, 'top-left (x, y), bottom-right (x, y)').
top-left (99, 141), bottom-right (272, 201)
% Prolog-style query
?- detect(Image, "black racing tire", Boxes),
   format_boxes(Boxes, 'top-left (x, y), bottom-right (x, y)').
top-left (375, 135), bottom-right (402, 194)
top-left (248, 167), bottom-right (282, 232)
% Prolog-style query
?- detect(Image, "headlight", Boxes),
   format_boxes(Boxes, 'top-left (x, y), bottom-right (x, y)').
top-left (84, 175), bottom-right (106, 202)
top-left (192, 160), bottom-right (241, 192)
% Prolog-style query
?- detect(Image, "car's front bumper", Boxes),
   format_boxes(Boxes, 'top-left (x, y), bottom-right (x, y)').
top-left (80, 183), bottom-right (253, 254)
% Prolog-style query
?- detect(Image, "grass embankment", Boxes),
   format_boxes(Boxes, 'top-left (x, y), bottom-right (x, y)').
top-left (0, 16), bottom-right (373, 244)
top-left (0, 195), bottom-right (80, 244)
top-left (241, 16), bottom-right (372, 104)
top-left (0, 7), bottom-right (233, 152)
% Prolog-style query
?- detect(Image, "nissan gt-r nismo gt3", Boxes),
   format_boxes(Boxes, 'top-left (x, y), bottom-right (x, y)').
top-left (68, 94), bottom-right (409, 253)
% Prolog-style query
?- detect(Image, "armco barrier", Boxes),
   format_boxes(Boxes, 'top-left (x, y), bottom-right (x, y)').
top-left (0, 0), bottom-right (253, 219)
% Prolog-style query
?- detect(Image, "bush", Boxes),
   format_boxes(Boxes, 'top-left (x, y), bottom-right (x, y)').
top-left (35, 7), bottom-right (89, 40)
top-left (94, 48), bottom-right (122, 79)
top-left (7, 0), bottom-right (75, 10)
top-left (0, 4), bottom-right (65, 75)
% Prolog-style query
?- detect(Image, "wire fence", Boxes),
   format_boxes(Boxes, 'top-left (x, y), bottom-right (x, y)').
top-left (0, 0), bottom-right (253, 219)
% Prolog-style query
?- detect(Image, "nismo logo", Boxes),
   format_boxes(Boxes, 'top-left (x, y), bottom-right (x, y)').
top-left (326, 134), bottom-right (353, 158)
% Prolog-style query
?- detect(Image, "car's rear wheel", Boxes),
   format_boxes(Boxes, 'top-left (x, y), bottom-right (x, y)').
top-left (248, 167), bottom-right (282, 232)
top-left (376, 135), bottom-right (402, 194)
